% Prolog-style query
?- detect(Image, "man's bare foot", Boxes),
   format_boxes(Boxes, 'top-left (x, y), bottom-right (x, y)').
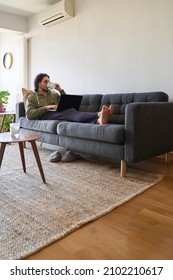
top-left (108, 105), bottom-right (113, 116)
top-left (97, 105), bottom-right (109, 124)
top-left (98, 105), bottom-right (113, 118)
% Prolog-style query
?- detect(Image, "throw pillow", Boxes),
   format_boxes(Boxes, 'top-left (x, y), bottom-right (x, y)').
top-left (22, 88), bottom-right (33, 107)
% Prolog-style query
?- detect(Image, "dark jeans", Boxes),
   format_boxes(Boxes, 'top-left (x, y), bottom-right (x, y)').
top-left (41, 108), bottom-right (98, 123)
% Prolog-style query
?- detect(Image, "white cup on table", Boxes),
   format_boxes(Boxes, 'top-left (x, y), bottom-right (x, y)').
top-left (10, 123), bottom-right (20, 138)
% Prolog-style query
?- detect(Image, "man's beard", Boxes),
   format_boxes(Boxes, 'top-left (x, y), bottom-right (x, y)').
top-left (42, 87), bottom-right (48, 92)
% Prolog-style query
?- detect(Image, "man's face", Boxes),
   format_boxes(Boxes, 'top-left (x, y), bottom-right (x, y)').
top-left (39, 76), bottom-right (50, 92)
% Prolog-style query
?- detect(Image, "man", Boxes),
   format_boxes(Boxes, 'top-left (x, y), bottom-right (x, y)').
top-left (26, 73), bottom-right (113, 161)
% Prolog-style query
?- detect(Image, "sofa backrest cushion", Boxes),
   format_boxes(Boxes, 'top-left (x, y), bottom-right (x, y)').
top-left (100, 91), bottom-right (168, 124)
top-left (79, 94), bottom-right (103, 112)
top-left (19, 91), bottom-right (168, 125)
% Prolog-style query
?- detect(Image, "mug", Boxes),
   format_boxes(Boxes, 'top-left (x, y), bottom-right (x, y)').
top-left (47, 81), bottom-right (56, 90)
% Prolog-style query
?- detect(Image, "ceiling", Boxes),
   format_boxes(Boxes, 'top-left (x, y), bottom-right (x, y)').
top-left (0, 0), bottom-right (60, 17)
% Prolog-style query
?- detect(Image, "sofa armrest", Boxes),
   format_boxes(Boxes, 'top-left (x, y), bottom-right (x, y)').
top-left (125, 102), bottom-right (173, 163)
top-left (15, 102), bottom-right (25, 122)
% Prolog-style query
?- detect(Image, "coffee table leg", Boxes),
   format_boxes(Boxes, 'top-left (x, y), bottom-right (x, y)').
top-left (0, 143), bottom-right (6, 168)
top-left (30, 140), bottom-right (46, 183)
top-left (18, 142), bottom-right (26, 172)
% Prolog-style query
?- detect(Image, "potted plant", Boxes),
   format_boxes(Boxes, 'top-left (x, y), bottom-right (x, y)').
top-left (0, 90), bottom-right (10, 112)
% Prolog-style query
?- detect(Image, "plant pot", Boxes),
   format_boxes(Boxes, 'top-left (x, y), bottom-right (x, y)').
top-left (0, 103), bottom-right (5, 112)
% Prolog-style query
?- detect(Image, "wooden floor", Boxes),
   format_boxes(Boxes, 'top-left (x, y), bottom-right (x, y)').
top-left (25, 154), bottom-right (173, 260)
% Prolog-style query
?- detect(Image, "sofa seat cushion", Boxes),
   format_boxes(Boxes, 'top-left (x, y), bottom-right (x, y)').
top-left (19, 117), bottom-right (61, 134)
top-left (57, 122), bottom-right (125, 144)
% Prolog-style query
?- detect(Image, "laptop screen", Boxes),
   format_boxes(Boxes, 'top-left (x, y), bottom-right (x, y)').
top-left (57, 94), bottom-right (83, 112)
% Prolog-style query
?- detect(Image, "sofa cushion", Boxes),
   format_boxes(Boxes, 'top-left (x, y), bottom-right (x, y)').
top-left (79, 94), bottom-right (102, 112)
top-left (19, 117), bottom-right (61, 134)
top-left (22, 88), bottom-right (34, 107)
top-left (100, 91), bottom-right (168, 124)
top-left (57, 122), bottom-right (125, 144)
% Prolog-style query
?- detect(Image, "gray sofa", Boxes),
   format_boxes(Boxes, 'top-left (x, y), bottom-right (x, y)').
top-left (16, 91), bottom-right (173, 176)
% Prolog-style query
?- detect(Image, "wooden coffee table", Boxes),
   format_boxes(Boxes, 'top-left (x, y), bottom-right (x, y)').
top-left (0, 131), bottom-right (46, 183)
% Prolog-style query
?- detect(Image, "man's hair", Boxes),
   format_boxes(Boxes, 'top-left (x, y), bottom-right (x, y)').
top-left (34, 73), bottom-right (50, 92)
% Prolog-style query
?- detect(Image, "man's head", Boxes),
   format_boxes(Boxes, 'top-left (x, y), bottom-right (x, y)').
top-left (34, 73), bottom-right (50, 92)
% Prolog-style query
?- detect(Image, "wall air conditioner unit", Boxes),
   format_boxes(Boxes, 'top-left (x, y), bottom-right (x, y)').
top-left (38, 0), bottom-right (74, 27)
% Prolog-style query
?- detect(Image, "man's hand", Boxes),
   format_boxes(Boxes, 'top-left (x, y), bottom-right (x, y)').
top-left (55, 83), bottom-right (62, 91)
top-left (44, 105), bottom-right (57, 110)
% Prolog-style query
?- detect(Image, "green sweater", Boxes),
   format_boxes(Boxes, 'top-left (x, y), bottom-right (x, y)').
top-left (26, 90), bottom-right (66, 119)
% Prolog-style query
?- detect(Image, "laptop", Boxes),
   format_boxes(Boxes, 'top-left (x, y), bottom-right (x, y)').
top-left (56, 94), bottom-right (83, 112)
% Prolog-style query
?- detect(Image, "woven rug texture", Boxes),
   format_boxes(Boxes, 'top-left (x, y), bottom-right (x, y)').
top-left (0, 143), bottom-right (163, 259)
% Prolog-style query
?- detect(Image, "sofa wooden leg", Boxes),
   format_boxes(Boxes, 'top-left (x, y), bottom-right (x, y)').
top-left (120, 160), bottom-right (126, 177)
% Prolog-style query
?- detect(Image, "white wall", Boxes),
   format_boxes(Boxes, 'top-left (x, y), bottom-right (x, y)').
top-left (27, 0), bottom-right (173, 99)
top-left (0, 9), bottom-right (27, 110)
top-left (0, 10), bottom-right (27, 33)
top-left (0, 0), bottom-right (173, 110)
top-left (0, 33), bottom-right (27, 110)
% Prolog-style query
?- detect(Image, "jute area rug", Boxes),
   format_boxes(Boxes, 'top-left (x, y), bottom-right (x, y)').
top-left (0, 143), bottom-right (163, 260)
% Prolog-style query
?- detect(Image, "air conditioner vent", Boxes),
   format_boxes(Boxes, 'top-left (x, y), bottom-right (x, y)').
top-left (38, 0), bottom-right (74, 27)
top-left (40, 14), bottom-right (64, 26)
